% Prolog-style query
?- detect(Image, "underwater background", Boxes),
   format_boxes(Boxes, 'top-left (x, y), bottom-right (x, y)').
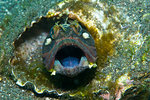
top-left (0, 0), bottom-right (150, 100)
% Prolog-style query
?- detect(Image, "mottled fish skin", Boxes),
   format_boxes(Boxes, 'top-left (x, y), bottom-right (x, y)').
top-left (42, 20), bottom-right (97, 77)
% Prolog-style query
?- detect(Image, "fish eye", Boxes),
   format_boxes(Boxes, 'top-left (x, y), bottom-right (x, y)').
top-left (49, 25), bottom-right (60, 39)
top-left (82, 32), bottom-right (90, 39)
top-left (45, 38), bottom-right (52, 45)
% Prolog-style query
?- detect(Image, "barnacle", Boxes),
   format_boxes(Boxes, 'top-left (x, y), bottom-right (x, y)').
top-left (10, 9), bottom-right (98, 94)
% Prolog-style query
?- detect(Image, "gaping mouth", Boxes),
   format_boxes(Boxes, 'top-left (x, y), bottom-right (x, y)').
top-left (55, 45), bottom-right (84, 68)
top-left (42, 20), bottom-right (97, 77)
top-left (52, 41), bottom-right (93, 76)
top-left (42, 38), bottom-right (97, 77)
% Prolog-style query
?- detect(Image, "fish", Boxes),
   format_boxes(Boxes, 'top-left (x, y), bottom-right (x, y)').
top-left (42, 19), bottom-right (97, 77)
top-left (0, 0), bottom-right (149, 99)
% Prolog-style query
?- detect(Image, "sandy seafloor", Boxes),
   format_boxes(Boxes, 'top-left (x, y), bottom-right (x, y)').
top-left (0, 0), bottom-right (150, 100)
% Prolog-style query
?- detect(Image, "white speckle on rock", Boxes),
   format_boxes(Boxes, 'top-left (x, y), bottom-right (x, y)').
top-left (45, 97), bottom-right (52, 100)
top-left (58, 2), bottom-right (65, 8)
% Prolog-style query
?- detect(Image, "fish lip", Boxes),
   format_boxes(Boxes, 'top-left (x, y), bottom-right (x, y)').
top-left (43, 37), bottom-right (97, 74)
top-left (54, 56), bottom-right (89, 77)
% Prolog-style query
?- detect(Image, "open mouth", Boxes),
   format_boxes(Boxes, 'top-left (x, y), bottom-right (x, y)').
top-left (55, 45), bottom-right (84, 68)
top-left (42, 38), bottom-right (96, 77)
top-left (52, 43), bottom-right (91, 76)
top-left (42, 20), bottom-right (97, 77)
